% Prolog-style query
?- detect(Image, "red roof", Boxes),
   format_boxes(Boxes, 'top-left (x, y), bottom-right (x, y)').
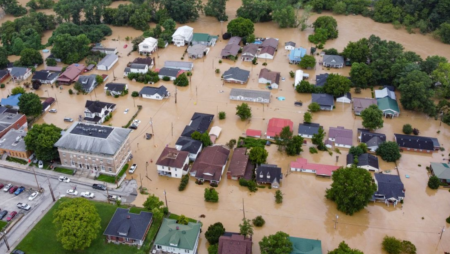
top-left (266, 118), bottom-right (293, 137)
top-left (246, 129), bottom-right (261, 137)
top-left (290, 158), bottom-right (340, 176)
top-left (176, 70), bottom-right (186, 77)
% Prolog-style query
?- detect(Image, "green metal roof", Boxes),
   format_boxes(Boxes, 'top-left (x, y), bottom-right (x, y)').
top-left (289, 237), bottom-right (322, 254)
top-left (431, 162), bottom-right (450, 180)
top-left (192, 33), bottom-right (218, 43)
top-left (154, 218), bottom-right (201, 251)
top-left (377, 97), bottom-right (400, 113)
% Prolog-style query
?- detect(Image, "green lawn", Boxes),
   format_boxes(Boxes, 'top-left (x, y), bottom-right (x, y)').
top-left (16, 198), bottom-right (148, 254)
top-left (0, 220), bottom-right (7, 230)
top-left (54, 167), bottom-right (75, 175)
top-left (237, 137), bottom-right (268, 148)
top-left (6, 156), bottom-right (28, 165)
top-left (97, 164), bottom-right (129, 184)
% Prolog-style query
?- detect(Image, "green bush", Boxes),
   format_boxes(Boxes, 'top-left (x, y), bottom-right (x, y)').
top-left (215, 69), bottom-right (220, 73)
top-left (204, 188), bottom-right (219, 202)
top-left (275, 190), bottom-right (283, 204)
top-left (447, 216), bottom-right (450, 224)
top-left (309, 147), bottom-right (318, 154)
top-left (402, 124), bottom-right (413, 134)
top-left (239, 178), bottom-right (257, 192)
top-left (131, 91), bottom-right (139, 97)
top-left (219, 60), bottom-right (222, 64)
top-left (178, 175), bottom-right (189, 191)
top-left (252, 216), bottom-right (265, 227)
top-left (219, 111), bottom-right (226, 120)
top-left (428, 175), bottom-right (440, 189)
top-left (68, 89), bottom-right (73, 95)
top-left (162, 76), bottom-right (170, 81)
top-left (289, 71), bottom-right (295, 78)
top-left (0, 84), bottom-right (5, 89)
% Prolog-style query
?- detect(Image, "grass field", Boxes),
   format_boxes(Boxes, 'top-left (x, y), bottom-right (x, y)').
top-left (97, 164), bottom-right (129, 184)
top-left (6, 156), bottom-right (28, 165)
top-left (0, 220), bottom-right (7, 230)
top-left (16, 198), bottom-right (159, 254)
top-left (54, 167), bottom-right (75, 175)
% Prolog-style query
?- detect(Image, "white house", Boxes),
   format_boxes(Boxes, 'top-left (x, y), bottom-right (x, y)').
top-left (294, 70), bottom-right (303, 87)
top-left (257, 46), bottom-right (276, 60)
top-left (8, 67), bottom-right (32, 81)
top-left (172, 26), bottom-right (194, 47)
top-left (346, 153), bottom-right (379, 172)
top-left (139, 86), bottom-right (169, 100)
top-left (336, 92), bottom-right (352, 103)
top-left (285, 41), bottom-right (296, 51)
top-left (31, 70), bottom-right (59, 84)
top-left (97, 54), bottom-right (118, 71)
top-left (156, 147), bottom-right (190, 178)
top-left (375, 87), bottom-right (396, 100)
top-left (123, 63), bottom-right (148, 77)
top-left (153, 218), bottom-right (201, 254)
top-left (84, 100), bottom-right (116, 124)
top-left (175, 137), bottom-right (202, 161)
top-left (158, 67), bottom-right (180, 81)
top-left (258, 68), bottom-right (280, 89)
top-left (138, 37), bottom-right (158, 54)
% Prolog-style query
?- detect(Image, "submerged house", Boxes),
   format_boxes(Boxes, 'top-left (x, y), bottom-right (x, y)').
top-left (373, 174), bottom-right (405, 204)
top-left (394, 134), bottom-right (439, 152)
top-left (258, 68), bottom-right (280, 89)
top-left (172, 26), bottom-right (194, 47)
top-left (156, 147), bottom-right (190, 178)
top-left (190, 146), bottom-right (230, 184)
top-left (153, 218), bottom-right (201, 254)
top-left (223, 67), bottom-right (250, 84)
top-left (290, 158), bottom-right (339, 177)
top-left (256, 164), bottom-right (282, 188)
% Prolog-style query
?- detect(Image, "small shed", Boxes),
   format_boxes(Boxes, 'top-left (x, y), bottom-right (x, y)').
top-left (246, 129), bottom-right (261, 138)
top-left (209, 126), bottom-right (222, 144)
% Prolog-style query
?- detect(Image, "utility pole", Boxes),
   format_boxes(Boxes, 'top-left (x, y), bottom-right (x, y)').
top-left (139, 174), bottom-right (143, 191)
top-left (171, 122), bottom-right (173, 137)
top-left (242, 198), bottom-right (246, 219)
top-left (146, 161), bottom-right (148, 178)
top-left (334, 214), bottom-right (339, 229)
top-left (164, 190), bottom-right (169, 211)
top-left (30, 166), bottom-right (40, 191)
top-left (2, 232), bottom-right (10, 251)
top-left (175, 85), bottom-right (177, 104)
top-left (150, 118), bottom-right (154, 136)
top-left (196, 86), bottom-right (198, 101)
top-left (439, 226), bottom-right (445, 240)
top-left (47, 176), bottom-right (55, 202)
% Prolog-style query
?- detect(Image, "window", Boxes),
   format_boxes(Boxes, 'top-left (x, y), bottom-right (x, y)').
top-left (64, 160), bottom-right (67, 165)
top-left (108, 167), bottom-right (112, 172)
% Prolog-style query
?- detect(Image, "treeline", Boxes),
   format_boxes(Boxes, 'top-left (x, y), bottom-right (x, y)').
top-left (237, 0), bottom-right (300, 28)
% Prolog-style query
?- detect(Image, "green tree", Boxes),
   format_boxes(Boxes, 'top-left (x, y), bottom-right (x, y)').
top-left (360, 104), bottom-right (384, 131)
top-left (308, 102), bottom-right (321, 112)
top-left (51, 34), bottom-right (90, 64)
top-left (46, 58), bottom-right (57, 66)
top-left (200, 132), bottom-right (212, 147)
top-left (382, 236), bottom-right (402, 254)
top-left (0, 0), bottom-right (27, 16)
top-left (420, 55), bottom-right (448, 75)
top-left (272, 5), bottom-right (297, 28)
top-left (286, 136), bottom-right (304, 156)
top-left (342, 38), bottom-right (370, 63)
top-left (163, 0), bottom-right (203, 23)
top-left (259, 231), bottom-right (293, 254)
top-left (204, 0), bottom-right (227, 21)
top-left (298, 55), bottom-right (316, 69)
top-left (323, 74), bottom-right (351, 97)
top-left (402, 124), bottom-right (413, 134)
top-left (350, 62), bottom-right (373, 88)
top-left (329, 241), bottom-right (364, 254)
top-left (151, 207), bottom-right (164, 222)
top-left (275, 190), bottom-right (283, 204)
top-left (249, 147), bottom-right (268, 165)
top-left (398, 71), bottom-right (434, 113)
top-left (239, 218), bottom-right (253, 237)
top-left (24, 123), bottom-right (61, 161)
top-left (349, 146), bottom-right (364, 157)
top-left (53, 198), bottom-right (101, 251)
top-left (18, 92), bottom-right (42, 117)
top-left (332, 1), bottom-right (347, 14)
top-left (143, 194), bottom-right (164, 210)
top-left (252, 216), bottom-right (265, 227)
top-left (312, 127), bottom-right (326, 150)
top-left (323, 48), bottom-right (339, 55)
top-left (204, 188), bottom-right (219, 202)
top-left (313, 16), bottom-right (338, 39)
top-left (401, 240), bottom-right (417, 254)
top-left (191, 131), bottom-right (202, 141)
top-left (274, 126), bottom-right (293, 152)
top-left (208, 244), bottom-right (218, 254)
top-left (174, 73), bottom-right (189, 87)
top-left (432, 62), bottom-right (450, 98)
top-left (236, 103), bottom-right (252, 120)
top-left (437, 23), bottom-right (450, 44)
top-left (227, 17), bottom-right (255, 37)
top-left (11, 87), bottom-right (26, 95)
top-left (304, 112), bottom-right (312, 123)
top-left (308, 28), bottom-right (328, 45)
top-left (376, 141), bottom-right (401, 162)
top-left (296, 80), bottom-right (316, 93)
top-left (157, 38), bottom-right (166, 48)
top-left (205, 222), bottom-right (225, 245)
top-left (326, 166), bottom-right (377, 215)
top-left (428, 175), bottom-right (440, 189)
top-left (236, 0), bottom-right (271, 23)
top-left (0, 47), bottom-right (9, 68)
top-left (177, 215), bottom-right (189, 225)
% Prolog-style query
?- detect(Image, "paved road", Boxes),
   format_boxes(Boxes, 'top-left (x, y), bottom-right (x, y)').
top-left (0, 166), bottom-right (137, 253)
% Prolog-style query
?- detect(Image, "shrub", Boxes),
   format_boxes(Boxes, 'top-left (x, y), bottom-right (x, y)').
top-left (68, 89), bottom-right (73, 95)
top-left (204, 188), bottom-right (219, 202)
top-left (239, 178), bottom-right (257, 192)
top-left (178, 175), bottom-right (189, 191)
top-left (309, 147), bottom-right (318, 154)
top-left (412, 128), bottom-right (419, 135)
top-left (262, 62), bottom-right (267, 66)
top-left (162, 76), bottom-right (170, 81)
top-left (289, 71), bottom-right (295, 78)
top-left (447, 216), bottom-right (450, 224)
top-left (219, 60), bottom-right (222, 64)
top-left (402, 124), bottom-right (413, 134)
top-left (219, 111), bottom-right (226, 120)
top-left (382, 236), bottom-right (402, 254)
top-left (131, 91), bottom-right (139, 97)
top-left (308, 102), bottom-right (321, 112)
top-left (239, 178), bottom-right (248, 187)
top-left (275, 190), bottom-right (283, 204)
top-left (215, 69), bottom-right (220, 73)
top-left (0, 84), bottom-right (4, 89)
top-left (252, 216), bottom-right (265, 227)
top-left (428, 175), bottom-right (440, 189)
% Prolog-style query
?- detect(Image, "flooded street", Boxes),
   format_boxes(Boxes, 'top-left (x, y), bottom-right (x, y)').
top-left (2, 0), bottom-right (450, 253)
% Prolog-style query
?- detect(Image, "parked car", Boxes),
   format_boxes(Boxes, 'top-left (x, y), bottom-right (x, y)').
top-left (14, 186), bottom-right (25, 195)
top-left (11, 250), bottom-right (25, 254)
top-left (28, 191), bottom-right (39, 201)
top-left (49, 109), bottom-right (57, 113)
top-left (6, 211), bottom-right (17, 221)
top-left (38, 160), bottom-right (43, 169)
top-left (92, 184), bottom-right (106, 191)
top-left (81, 192), bottom-right (95, 199)
top-left (129, 164), bottom-right (137, 174)
top-left (63, 117), bottom-right (73, 122)
top-left (294, 101), bottom-right (303, 106)
top-left (108, 195), bottom-right (122, 202)
top-left (17, 203), bottom-right (31, 211)
top-left (0, 210), bottom-right (7, 220)
top-left (59, 176), bottom-right (70, 183)
top-left (66, 189), bottom-right (78, 196)
top-left (3, 183), bottom-right (12, 192)
top-left (9, 186), bottom-right (18, 194)
top-left (0, 184), bottom-right (4, 189)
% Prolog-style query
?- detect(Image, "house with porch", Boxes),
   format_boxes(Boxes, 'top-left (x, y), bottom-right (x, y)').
top-left (31, 70), bottom-right (59, 84)
top-left (257, 46), bottom-right (275, 60)
top-left (221, 44), bottom-right (240, 60)
top-left (241, 44), bottom-right (259, 62)
top-left (139, 86), bottom-right (169, 100)
top-left (430, 162), bottom-right (450, 184)
top-left (158, 68), bottom-right (182, 81)
top-left (323, 55), bottom-right (344, 68)
top-left (358, 129), bottom-right (386, 152)
top-left (156, 147), bottom-right (189, 178)
top-left (377, 97), bottom-right (400, 117)
top-left (103, 208), bottom-right (153, 248)
top-left (138, 37), bottom-right (158, 54)
top-left (188, 44), bottom-right (208, 59)
top-left (288, 47), bottom-right (306, 64)
top-left (373, 174), bottom-right (405, 204)
top-left (8, 67), bottom-right (32, 82)
top-left (105, 83), bottom-right (128, 96)
top-left (256, 164), bottom-right (282, 188)
top-left (84, 100), bottom-right (116, 124)
top-left (375, 87), bottom-right (396, 100)
top-left (298, 122), bottom-right (322, 139)
top-left (190, 146), bottom-right (230, 184)
top-left (311, 93), bottom-right (334, 111)
top-left (328, 126), bottom-right (353, 148)
top-left (258, 68), bottom-right (280, 89)
top-left (175, 136), bottom-right (202, 161)
top-left (172, 26), bottom-right (194, 47)
top-left (284, 41), bottom-right (296, 51)
top-left (266, 118), bottom-right (293, 139)
top-left (346, 153), bottom-right (379, 171)
top-left (77, 74), bottom-right (98, 93)
top-left (223, 67), bottom-right (250, 84)
top-left (192, 33), bottom-right (218, 46)
top-left (57, 64), bottom-right (85, 85)
top-left (353, 98), bottom-right (377, 115)
top-left (290, 158), bottom-right (340, 177)
top-left (153, 218), bottom-right (201, 254)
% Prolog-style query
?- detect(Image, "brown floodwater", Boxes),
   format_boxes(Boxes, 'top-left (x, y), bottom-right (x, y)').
top-left (2, 0), bottom-right (450, 253)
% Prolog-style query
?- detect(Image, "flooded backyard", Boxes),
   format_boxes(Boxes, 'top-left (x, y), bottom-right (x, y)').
top-left (2, 0), bottom-right (450, 253)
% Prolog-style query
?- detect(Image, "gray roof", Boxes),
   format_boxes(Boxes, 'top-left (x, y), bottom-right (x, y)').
top-left (176, 136), bottom-right (202, 154)
top-left (256, 164), bottom-right (282, 183)
top-left (164, 61), bottom-right (193, 69)
top-left (230, 88), bottom-right (270, 101)
top-left (188, 44), bottom-right (207, 56)
top-left (394, 134), bottom-right (436, 150)
top-left (85, 100), bottom-right (116, 114)
top-left (298, 122), bottom-right (321, 136)
top-left (181, 113), bottom-right (214, 137)
top-left (32, 70), bottom-right (59, 81)
top-left (105, 83), bottom-right (127, 92)
top-left (374, 174), bottom-right (405, 200)
top-left (360, 131), bottom-right (386, 147)
top-left (103, 208), bottom-right (153, 240)
top-left (347, 153), bottom-right (379, 169)
top-left (0, 112), bottom-right (24, 132)
top-left (0, 129), bottom-right (27, 152)
top-left (221, 44), bottom-right (240, 57)
top-left (139, 86), bottom-right (168, 96)
top-left (54, 122), bottom-right (131, 156)
top-left (329, 126), bottom-right (353, 146)
top-left (315, 73), bottom-right (329, 87)
top-left (98, 54), bottom-right (118, 67)
top-left (242, 44), bottom-right (259, 55)
top-left (77, 74), bottom-right (97, 92)
top-left (159, 68), bottom-right (180, 78)
top-left (312, 93), bottom-right (334, 107)
top-left (130, 63), bottom-right (147, 70)
top-left (228, 36), bottom-right (242, 45)
top-left (285, 41), bottom-right (296, 47)
top-left (431, 162), bottom-right (450, 180)
top-left (223, 67), bottom-right (250, 82)
top-left (323, 55), bottom-right (344, 66)
top-left (10, 67), bottom-right (29, 78)
top-left (261, 38), bottom-right (279, 49)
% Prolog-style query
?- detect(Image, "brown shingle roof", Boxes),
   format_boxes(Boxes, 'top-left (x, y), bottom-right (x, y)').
top-left (259, 46), bottom-right (275, 56)
top-left (218, 234), bottom-right (252, 254)
top-left (221, 44), bottom-right (240, 57)
top-left (261, 38), bottom-right (278, 49)
top-left (58, 64), bottom-right (85, 82)
top-left (192, 146), bottom-right (230, 182)
top-left (156, 147), bottom-right (189, 168)
top-left (228, 148), bottom-right (249, 178)
top-left (259, 68), bottom-right (280, 84)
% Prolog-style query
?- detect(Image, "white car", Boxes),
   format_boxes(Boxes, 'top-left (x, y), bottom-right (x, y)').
top-left (3, 183), bottom-right (12, 192)
top-left (49, 109), bottom-right (57, 113)
top-left (28, 191), bottom-right (39, 201)
top-left (59, 176), bottom-right (70, 183)
top-left (81, 192), bottom-right (95, 199)
top-left (38, 160), bottom-right (43, 169)
top-left (124, 108), bottom-right (129, 114)
top-left (129, 164), bottom-right (137, 174)
top-left (17, 203), bottom-right (31, 211)
top-left (66, 189), bottom-right (78, 196)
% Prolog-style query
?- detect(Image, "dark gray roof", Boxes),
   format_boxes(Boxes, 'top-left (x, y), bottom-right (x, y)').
top-left (223, 67), bottom-right (250, 82)
top-left (105, 83), bottom-right (126, 92)
top-left (176, 136), bottom-right (202, 154)
top-left (54, 122), bottom-right (131, 155)
top-left (298, 122), bottom-right (322, 136)
top-left (228, 36), bottom-right (242, 45)
top-left (85, 100), bottom-right (116, 114)
top-left (0, 69), bottom-right (8, 79)
top-left (347, 153), bottom-right (379, 169)
top-left (103, 208), bottom-right (153, 240)
top-left (374, 174), bottom-right (405, 199)
top-left (77, 74), bottom-right (97, 92)
top-left (312, 93), bottom-right (334, 107)
top-left (394, 134), bottom-right (436, 150)
top-left (10, 67), bottom-right (29, 78)
top-left (323, 55), bottom-right (344, 65)
top-left (315, 73), bottom-right (329, 87)
top-left (139, 86), bottom-right (168, 96)
top-left (285, 41), bottom-right (296, 47)
top-left (164, 61), bottom-right (193, 69)
top-left (181, 112), bottom-right (214, 137)
top-left (159, 67), bottom-right (180, 78)
top-left (256, 164), bottom-right (282, 183)
top-left (384, 85), bottom-right (395, 92)
top-left (32, 70), bottom-right (59, 81)
top-left (360, 131), bottom-right (386, 147)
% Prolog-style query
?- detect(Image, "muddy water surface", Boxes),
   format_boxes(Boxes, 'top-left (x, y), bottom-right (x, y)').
top-left (1, 0), bottom-right (450, 253)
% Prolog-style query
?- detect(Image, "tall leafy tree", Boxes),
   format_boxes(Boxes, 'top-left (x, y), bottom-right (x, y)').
top-left (326, 166), bottom-right (377, 215)
top-left (239, 218), bottom-right (253, 238)
top-left (312, 127), bottom-right (326, 150)
top-left (432, 62), bottom-right (450, 98)
top-left (323, 74), bottom-right (351, 97)
top-left (313, 16), bottom-right (338, 39)
top-left (18, 93), bottom-right (42, 117)
top-left (249, 147), bottom-right (268, 165)
top-left (298, 55), bottom-right (316, 69)
top-left (272, 5), bottom-right (297, 28)
top-left (376, 141), bottom-right (401, 162)
top-left (19, 48), bottom-right (43, 66)
top-left (143, 194), bottom-right (164, 210)
top-left (205, 222), bottom-right (225, 245)
top-left (236, 103), bottom-right (252, 120)
top-left (342, 38), bottom-right (369, 63)
top-left (24, 123), bottom-right (62, 161)
top-left (162, 0), bottom-right (203, 23)
top-left (227, 17), bottom-right (255, 37)
top-left (0, 47), bottom-right (8, 68)
top-left (53, 198), bottom-right (101, 251)
top-left (350, 62), bottom-right (373, 88)
top-left (204, 0), bottom-right (228, 21)
top-left (0, 0), bottom-right (27, 16)
top-left (329, 241), bottom-right (364, 254)
top-left (259, 231), bottom-right (293, 254)
top-left (51, 34), bottom-right (90, 64)
top-left (236, 0), bottom-right (272, 22)
top-left (420, 55), bottom-right (448, 75)
top-left (399, 77), bottom-right (434, 113)
top-left (360, 104), bottom-right (384, 131)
